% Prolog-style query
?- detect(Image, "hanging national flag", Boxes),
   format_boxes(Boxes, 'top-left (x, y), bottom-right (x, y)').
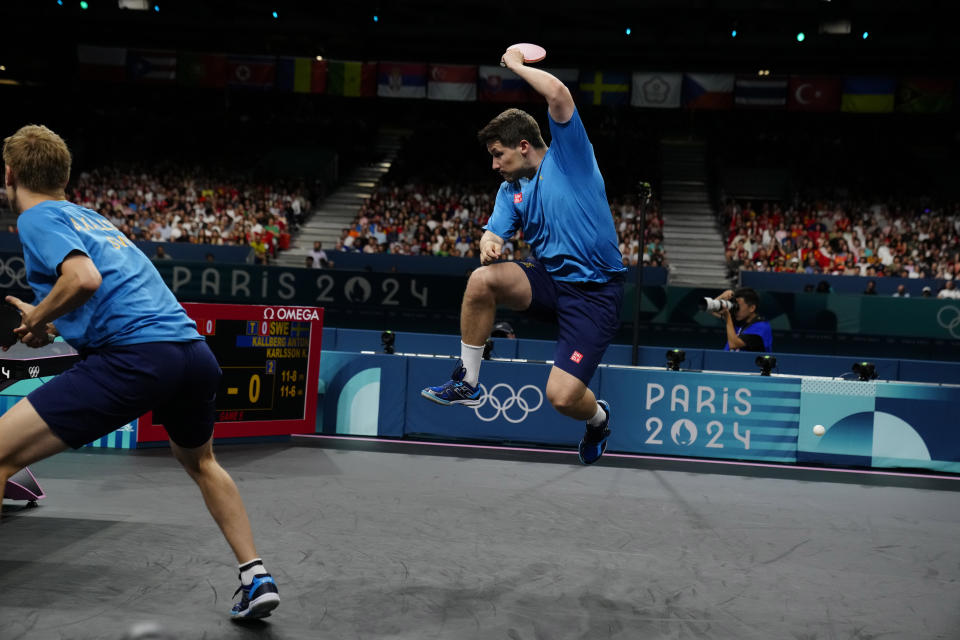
top-left (311, 60), bottom-right (327, 94)
top-left (578, 70), bottom-right (629, 106)
top-left (226, 55), bottom-right (276, 89)
top-left (897, 77), bottom-right (954, 114)
top-left (276, 57), bottom-right (313, 93)
top-left (734, 75), bottom-right (787, 108)
top-left (327, 60), bottom-right (376, 97)
top-left (427, 64), bottom-right (477, 101)
top-left (76, 45), bottom-right (127, 83)
top-left (377, 62), bottom-right (427, 99)
top-left (631, 72), bottom-right (681, 108)
top-left (682, 73), bottom-right (734, 109)
top-left (478, 65), bottom-right (533, 102)
top-left (127, 50), bottom-right (176, 83)
top-left (177, 53), bottom-right (226, 88)
top-left (786, 76), bottom-right (841, 112)
top-left (841, 76), bottom-right (895, 113)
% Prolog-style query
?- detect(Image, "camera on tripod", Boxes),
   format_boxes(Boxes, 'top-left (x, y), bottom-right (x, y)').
top-left (700, 297), bottom-right (739, 313)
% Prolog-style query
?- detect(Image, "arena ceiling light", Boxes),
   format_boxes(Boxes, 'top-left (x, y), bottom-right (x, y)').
top-left (118, 0), bottom-right (149, 9)
top-left (819, 19), bottom-right (852, 35)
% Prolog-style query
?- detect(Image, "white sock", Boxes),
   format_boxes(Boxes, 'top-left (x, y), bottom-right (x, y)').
top-left (239, 558), bottom-right (265, 585)
top-left (460, 341), bottom-right (484, 387)
top-left (587, 403), bottom-right (606, 427)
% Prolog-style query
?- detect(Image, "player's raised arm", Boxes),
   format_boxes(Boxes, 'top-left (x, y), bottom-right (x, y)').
top-left (500, 48), bottom-right (574, 124)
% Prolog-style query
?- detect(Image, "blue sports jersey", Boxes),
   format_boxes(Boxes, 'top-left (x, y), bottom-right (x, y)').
top-left (484, 109), bottom-right (625, 283)
top-left (17, 200), bottom-right (201, 349)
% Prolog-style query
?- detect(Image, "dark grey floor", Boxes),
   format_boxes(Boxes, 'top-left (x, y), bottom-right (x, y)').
top-left (2, 441), bottom-right (959, 640)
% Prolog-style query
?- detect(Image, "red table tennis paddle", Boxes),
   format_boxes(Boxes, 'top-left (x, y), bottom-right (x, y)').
top-left (0, 304), bottom-right (21, 348)
top-left (501, 43), bottom-right (547, 67)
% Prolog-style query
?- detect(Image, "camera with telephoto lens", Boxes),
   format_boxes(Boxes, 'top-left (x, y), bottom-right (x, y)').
top-left (700, 297), bottom-right (738, 313)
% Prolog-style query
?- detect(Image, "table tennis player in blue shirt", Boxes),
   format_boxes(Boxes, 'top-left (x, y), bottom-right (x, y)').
top-left (422, 47), bottom-right (626, 465)
top-left (0, 125), bottom-right (278, 619)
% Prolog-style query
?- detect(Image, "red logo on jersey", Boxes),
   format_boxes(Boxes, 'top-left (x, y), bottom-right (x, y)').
top-left (570, 350), bottom-right (583, 364)
top-left (513, 192), bottom-right (523, 204)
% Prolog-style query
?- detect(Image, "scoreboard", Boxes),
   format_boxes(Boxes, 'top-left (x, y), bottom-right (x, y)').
top-left (136, 303), bottom-right (324, 443)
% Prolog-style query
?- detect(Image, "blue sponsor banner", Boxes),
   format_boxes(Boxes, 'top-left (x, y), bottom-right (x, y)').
top-left (598, 368), bottom-right (800, 462)
top-left (798, 379), bottom-right (960, 473)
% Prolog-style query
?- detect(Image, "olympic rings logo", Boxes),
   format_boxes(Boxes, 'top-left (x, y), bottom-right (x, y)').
top-left (937, 305), bottom-right (960, 339)
top-left (0, 256), bottom-right (28, 289)
top-left (472, 383), bottom-right (544, 423)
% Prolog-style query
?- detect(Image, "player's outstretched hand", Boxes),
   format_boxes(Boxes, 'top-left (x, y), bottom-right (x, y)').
top-left (6, 295), bottom-right (51, 349)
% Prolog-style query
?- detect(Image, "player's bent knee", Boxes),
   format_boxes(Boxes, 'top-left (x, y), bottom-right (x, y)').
top-left (546, 385), bottom-right (580, 415)
top-left (465, 266), bottom-right (496, 298)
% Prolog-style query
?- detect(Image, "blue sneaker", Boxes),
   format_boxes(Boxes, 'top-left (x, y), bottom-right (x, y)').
top-left (578, 400), bottom-right (611, 465)
top-left (231, 573), bottom-right (279, 619)
top-left (421, 359), bottom-right (482, 406)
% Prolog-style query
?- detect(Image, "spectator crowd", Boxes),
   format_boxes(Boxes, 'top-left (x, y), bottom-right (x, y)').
top-left (332, 182), bottom-right (668, 268)
top-left (1, 166), bottom-right (312, 265)
top-left (721, 198), bottom-right (960, 285)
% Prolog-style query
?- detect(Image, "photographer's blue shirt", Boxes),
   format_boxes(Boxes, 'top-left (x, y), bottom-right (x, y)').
top-left (484, 109), bottom-right (625, 283)
top-left (18, 200), bottom-right (200, 350)
top-left (724, 319), bottom-right (773, 352)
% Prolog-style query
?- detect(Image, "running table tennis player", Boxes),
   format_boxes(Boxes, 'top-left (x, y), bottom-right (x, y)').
top-left (422, 47), bottom-right (626, 464)
top-left (0, 125), bottom-right (278, 619)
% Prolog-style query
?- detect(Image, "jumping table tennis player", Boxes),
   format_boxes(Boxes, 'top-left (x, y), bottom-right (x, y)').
top-left (0, 124), bottom-right (278, 619)
top-left (422, 45), bottom-right (626, 465)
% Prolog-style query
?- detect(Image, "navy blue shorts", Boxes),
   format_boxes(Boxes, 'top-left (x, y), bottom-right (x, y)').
top-left (28, 340), bottom-right (221, 450)
top-left (516, 258), bottom-right (624, 385)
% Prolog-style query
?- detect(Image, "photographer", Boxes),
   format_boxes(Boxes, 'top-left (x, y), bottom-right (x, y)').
top-left (714, 287), bottom-right (773, 352)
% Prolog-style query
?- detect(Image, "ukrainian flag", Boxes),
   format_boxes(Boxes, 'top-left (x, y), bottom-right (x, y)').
top-left (841, 76), bottom-right (896, 113)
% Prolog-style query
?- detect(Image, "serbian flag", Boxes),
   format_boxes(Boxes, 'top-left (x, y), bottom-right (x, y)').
top-left (841, 76), bottom-right (896, 113)
top-left (377, 62), bottom-right (427, 99)
top-left (77, 45), bottom-right (127, 83)
top-left (682, 73), bottom-right (734, 109)
top-left (226, 55), bottom-right (276, 89)
top-left (127, 50), bottom-right (176, 83)
top-left (787, 76), bottom-right (841, 112)
top-left (478, 65), bottom-right (532, 102)
top-left (427, 64), bottom-right (477, 101)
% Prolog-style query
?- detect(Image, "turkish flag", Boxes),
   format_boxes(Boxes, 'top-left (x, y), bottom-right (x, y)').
top-left (787, 76), bottom-right (842, 112)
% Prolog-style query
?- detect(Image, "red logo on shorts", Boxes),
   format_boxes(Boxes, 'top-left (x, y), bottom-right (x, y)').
top-left (570, 350), bottom-right (583, 364)
top-left (513, 192), bottom-right (523, 204)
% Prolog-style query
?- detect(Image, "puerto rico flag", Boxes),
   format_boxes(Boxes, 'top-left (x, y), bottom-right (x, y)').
top-left (377, 62), bottom-right (427, 99)
top-left (127, 50), bottom-right (176, 83)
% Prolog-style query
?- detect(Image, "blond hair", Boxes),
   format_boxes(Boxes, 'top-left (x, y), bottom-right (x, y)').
top-left (2, 124), bottom-right (72, 194)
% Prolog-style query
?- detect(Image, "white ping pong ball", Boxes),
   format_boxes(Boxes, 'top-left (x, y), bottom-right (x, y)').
top-left (813, 424), bottom-right (826, 436)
